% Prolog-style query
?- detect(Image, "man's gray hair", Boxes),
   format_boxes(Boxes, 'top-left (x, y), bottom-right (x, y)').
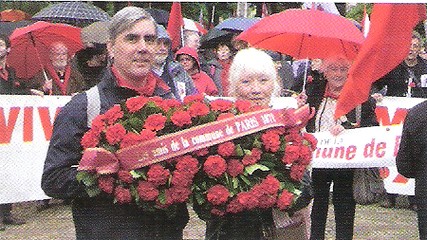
top-left (109, 6), bottom-right (157, 41)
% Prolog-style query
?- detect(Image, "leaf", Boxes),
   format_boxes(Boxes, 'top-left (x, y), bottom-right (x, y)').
top-left (130, 170), bottom-right (146, 179)
top-left (259, 160), bottom-right (276, 169)
top-left (158, 190), bottom-right (166, 204)
top-left (199, 112), bottom-right (217, 124)
top-left (253, 138), bottom-right (262, 149)
top-left (86, 185), bottom-right (101, 197)
top-left (77, 172), bottom-right (98, 186)
top-left (239, 174), bottom-right (251, 186)
top-left (245, 164), bottom-right (270, 175)
top-left (235, 144), bottom-right (244, 157)
top-left (232, 177), bottom-right (239, 189)
top-left (195, 192), bottom-right (205, 205)
top-left (128, 117), bottom-right (144, 131)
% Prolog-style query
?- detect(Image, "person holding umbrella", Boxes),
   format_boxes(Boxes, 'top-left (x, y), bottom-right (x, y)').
top-left (41, 7), bottom-right (189, 239)
top-left (0, 34), bottom-right (27, 231)
top-left (305, 55), bottom-right (378, 240)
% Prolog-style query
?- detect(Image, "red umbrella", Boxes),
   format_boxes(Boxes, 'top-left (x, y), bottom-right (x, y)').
top-left (7, 21), bottom-right (83, 79)
top-left (236, 9), bottom-right (364, 60)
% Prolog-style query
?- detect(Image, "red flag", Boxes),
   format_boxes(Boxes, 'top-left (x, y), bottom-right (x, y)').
top-left (167, 2), bottom-right (184, 51)
top-left (335, 4), bottom-right (426, 119)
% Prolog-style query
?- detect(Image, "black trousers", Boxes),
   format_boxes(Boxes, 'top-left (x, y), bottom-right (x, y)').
top-left (310, 169), bottom-right (355, 240)
top-left (0, 204), bottom-right (12, 219)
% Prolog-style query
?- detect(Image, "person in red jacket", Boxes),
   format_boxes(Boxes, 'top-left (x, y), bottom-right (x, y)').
top-left (176, 46), bottom-right (218, 96)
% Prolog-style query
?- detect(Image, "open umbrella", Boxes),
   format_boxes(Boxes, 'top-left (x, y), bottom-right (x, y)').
top-left (215, 17), bottom-right (260, 32)
top-left (145, 8), bottom-right (169, 28)
top-left (200, 17), bottom-right (260, 49)
top-left (7, 21), bottom-right (83, 80)
top-left (32, 2), bottom-right (110, 26)
top-left (0, 9), bottom-right (31, 22)
top-left (81, 21), bottom-right (110, 46)
top-left (236, 9), bottom-right (364, 60)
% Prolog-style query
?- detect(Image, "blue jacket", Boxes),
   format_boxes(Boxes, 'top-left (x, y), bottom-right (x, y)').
top-left (41, 68), bottom-right (189, 239)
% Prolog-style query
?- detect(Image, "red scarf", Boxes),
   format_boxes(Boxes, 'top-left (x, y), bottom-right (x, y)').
top-left (45, 63), bottom-right (71, 95)
top-left (112, 66), bottom-right (170, 96)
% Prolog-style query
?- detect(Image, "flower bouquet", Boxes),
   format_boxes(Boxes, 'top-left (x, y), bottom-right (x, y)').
top-left (76, 94), bottom-right (315, 219)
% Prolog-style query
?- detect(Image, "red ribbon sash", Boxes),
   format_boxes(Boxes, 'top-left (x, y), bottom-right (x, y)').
top-left (78, 105), bottom-right (312, 173)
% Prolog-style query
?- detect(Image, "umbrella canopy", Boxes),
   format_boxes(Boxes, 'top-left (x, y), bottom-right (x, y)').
top-left (237, 9), bottom-right (364, 60)
top-left (81, 21), bottom-right (110, 46)
top-left (200, 28), bottom-right (234, 49)
top-left (184, 18), bottom-right (207, 35)
top-left (32, 2), bottom-right (110, 26)
top-left (1, 9), bottom-right (31, 22)
top-left (0, 20), bottom-right (33, 36)
top-left (215, 17), bottom-right (260, 32)
top-left (7, 21), bottom-right (84, 79)
top-left (145, 8), bottom-right (169, 28)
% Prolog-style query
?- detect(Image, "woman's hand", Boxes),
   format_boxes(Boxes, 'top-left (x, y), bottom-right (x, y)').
top-left (330, 124), bottom-right (345, 136)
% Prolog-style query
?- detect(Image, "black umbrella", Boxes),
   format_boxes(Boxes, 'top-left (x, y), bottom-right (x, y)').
top-left (200, 28), bottom-right (235, 49)
top-left (32, 2), bottom-right (110, 26)
top-left (145, 8), bottom-right (169, 28)
top-left (0, 20), bottom-right (33, 36)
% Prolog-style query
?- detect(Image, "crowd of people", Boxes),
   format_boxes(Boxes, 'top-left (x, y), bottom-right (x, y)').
top-left (0, 4), bottom-right (426, 240)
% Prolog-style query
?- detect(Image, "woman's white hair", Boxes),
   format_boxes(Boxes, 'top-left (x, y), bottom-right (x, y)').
top-left (227, 47), bottom-right (280, 98)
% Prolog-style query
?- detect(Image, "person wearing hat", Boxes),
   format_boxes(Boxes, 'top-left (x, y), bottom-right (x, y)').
top-left (152, 25), bottom-right (196, 101)
top-left (176, 46), bottom-right (218, 96)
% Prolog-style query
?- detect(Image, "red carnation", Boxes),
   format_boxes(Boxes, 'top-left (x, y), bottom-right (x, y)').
top-left (183, 94), bottom-right (204, 104)
top-left (261, 130), bottom-right (281, 153)
top-left (298, 145), bottom-right (313, 165)
top-left (137, 181), bottom-right (159, 201)
top-left (147, 164), bottom-right (170, 186)
top-left (98, 175), bottom-right (115, 194)
top-left (103, 105), bottom-right (124, 125)
top-left (176, 155), bottom-right (199, 175)
top-left (282, 145), bottom-right (300, 165)
top-left (277, 190), bottom-right (294, 210)
top-left (285, 132), bottom-right (303, 144)
top-left (160, 99), bottom-right (181, 112)
top-left (235, 100), bottom-right (252, 113)
top-left (258, 194), bottom-right (277, 209)
top-left (207, 185), bottom-right (230, 205)
top-left (249, 105), bottom-right (264, 112)
top-left (91, 114), bottom-right (106, 134)
top-left (226, 198), bottom-right (244, 214)
top-left (149, 96), bottom-right (164, 106)
top-left (114, 186), bottom-right (132, 204)
top-left (290, 164), bottom-right (306, 181)
top-left (211, 208), bottom-right (225, 216)
top-left (126, 96), bottom-right (149, 113)
top-left (118, 170), bottom-right (133, 184)
top-left (217, 113), bottom-right (235, 121)
top-left (81, 130), bottom-right (99, 149)
top-left (303, 132), bottom-right (318, 149)
top-left (144, 114), bottom-right (167, 131)
top-left (260, 175), bottom-right (280, 195)
top-left (121, 132), bottom-right (144, 149)
top-left (242, 148), bottom-right (262, 166)
top-left (139, 129), bottom-right (157, 140)
top-left (105, 123), bottom-right (127, 145)
top-left (203, 155), bottom-right (227, 178)
top-left (168, 186), bottom-right (192, 203)
top-left (237, 192), bottom-right (258, 210)
top-left (217, 141), bottom-right (235, 157)
top-left (227, 159), bottom-right (244, 177)
top-left (188, 102), bottom-right (210, 117)
top-left (171, 110), bottom-right (192, 127)
top-left (210, 99), bottom-right (233, 112)
top-left (171, 170), bottom-right (193, 187)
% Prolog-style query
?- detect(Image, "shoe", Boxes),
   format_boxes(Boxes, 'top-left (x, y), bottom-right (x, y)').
top-left (380, 199), bottom-right (395, 208)
top-left (36, 203), bottom-right (50, 212)
top-left (3, 216), bottom-right (26, 225)
top-left (0, 221), bottom-right (5, 231)
top-left (409, 204), bottom-right (418, 211)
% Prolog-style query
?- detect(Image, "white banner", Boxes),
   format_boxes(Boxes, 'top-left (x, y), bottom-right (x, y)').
top-left (0, 95), bottom-right (71, 204)
top-left (0, 96), bottom-right (424, 203)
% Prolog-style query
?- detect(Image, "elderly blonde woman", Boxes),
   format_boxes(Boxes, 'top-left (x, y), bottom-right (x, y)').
top-left (204, 47), bottom-right (311, 240)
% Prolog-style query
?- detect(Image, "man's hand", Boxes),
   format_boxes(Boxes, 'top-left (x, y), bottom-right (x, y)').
top-left (42, 79), bottom-right (53, 93)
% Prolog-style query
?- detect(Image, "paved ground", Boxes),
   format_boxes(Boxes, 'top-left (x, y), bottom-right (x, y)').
top-left (0, 198), bottom-right (418, 240)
